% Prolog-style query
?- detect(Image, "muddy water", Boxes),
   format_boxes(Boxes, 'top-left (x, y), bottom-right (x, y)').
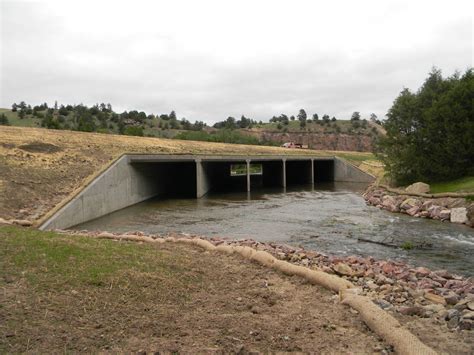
top-left (74, 183), bottom-right (474, 276)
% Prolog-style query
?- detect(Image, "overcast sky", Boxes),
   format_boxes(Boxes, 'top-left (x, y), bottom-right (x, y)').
top-left (0, 0), bottom-right (472, 123)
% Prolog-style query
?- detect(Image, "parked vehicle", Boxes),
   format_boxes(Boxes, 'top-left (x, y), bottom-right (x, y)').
top-left (281, 142), bottom-right (307, 149)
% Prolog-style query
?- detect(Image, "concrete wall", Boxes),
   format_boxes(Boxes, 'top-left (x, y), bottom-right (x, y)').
top-left (334, 157), bottom-right (375, 183)
top-left (40, 156), bottom-right (165, 230)
top-left (196, 160), bottom-right (211, 198)
top-left (40, 154), bottom-right (375, 230)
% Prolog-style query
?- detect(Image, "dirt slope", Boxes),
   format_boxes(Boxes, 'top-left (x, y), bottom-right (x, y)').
top-left (0, 126), bottom-right (374, 222)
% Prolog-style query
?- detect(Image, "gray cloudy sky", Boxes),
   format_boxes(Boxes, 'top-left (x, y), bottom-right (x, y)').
top-left (0, 0), bottom-right (472, 123)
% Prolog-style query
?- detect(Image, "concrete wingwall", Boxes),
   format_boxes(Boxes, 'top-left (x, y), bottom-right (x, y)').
top-left (40, 154), bottom-right (375, 230)
top-left (334, 157), bottom-right (375, 183)
top-left (40, 156), bottom-right (165, 230)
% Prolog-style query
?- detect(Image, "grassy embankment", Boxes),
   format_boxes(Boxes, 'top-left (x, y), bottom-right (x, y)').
top-left (429, 176), bottom-right (474, 194)
top-left (0, 225), bottom-right (195, 351)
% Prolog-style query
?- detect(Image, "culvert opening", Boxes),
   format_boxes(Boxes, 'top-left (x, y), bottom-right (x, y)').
top-left (131, 161), bottom-right (197, 198)
top-left (314, 160), bottom-right (334, 182)
top-left (202, 161), bottom-right (248, 193)
top-left (286, 160), bottom-right (313, 186)
top-left (254, 160), bottom-right (285, 188)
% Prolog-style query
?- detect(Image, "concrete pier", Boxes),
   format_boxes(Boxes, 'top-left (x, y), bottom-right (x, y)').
top-left (40, 154), bottom-right (375, 230)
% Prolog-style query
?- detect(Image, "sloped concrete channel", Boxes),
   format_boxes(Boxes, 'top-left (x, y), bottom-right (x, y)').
top-left (40, 155), bottom-right (374, 230)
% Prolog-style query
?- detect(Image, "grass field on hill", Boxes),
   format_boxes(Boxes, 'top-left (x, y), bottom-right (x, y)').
top-left (0, 106), bottom-right (380, 139)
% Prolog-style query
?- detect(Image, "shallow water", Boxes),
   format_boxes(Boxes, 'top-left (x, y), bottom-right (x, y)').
top-left (74, 182), bottom-right (474, 276)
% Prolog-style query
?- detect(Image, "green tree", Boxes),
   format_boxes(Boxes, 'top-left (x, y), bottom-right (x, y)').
top-left (376, 68), bottom-right (474, 184)
top-left (223, 116), bottom-right (236, 129)
top-left (297, 109), bottom-right (307, 121)
top-left (123, 126), bottom-right (144, 136)
top-left (41, 111), bottom-right (60, 129)
top-left (351, 111), bottom-right (360, 121)
top-left (0, 113), bottom-right (10, 125)
top-left (169, 118), bottom-right (179, 129)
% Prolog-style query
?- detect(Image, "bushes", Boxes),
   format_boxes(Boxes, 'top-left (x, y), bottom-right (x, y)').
top-left (123, 126), bottom-right (144, 136)
top-left (174, 130), bottom-right (262, 145)
top-left (0, 113), bottom-right (10, 125)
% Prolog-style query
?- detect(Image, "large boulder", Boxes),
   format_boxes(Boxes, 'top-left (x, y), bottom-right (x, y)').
top-left (428, 205), bottom-right (443, 219)
top-left (467, 205), bottom-right (474, 226)
top-left (382, 195), bottom-right (399, 212)
top-left (400, 198), bottom-right (421, 210)
top-left (405, 182), bottom-right (430, 194)
top-left (439, 209), bottom-right (451, 221)
top-left (450, 207), bottom-right (468, 224)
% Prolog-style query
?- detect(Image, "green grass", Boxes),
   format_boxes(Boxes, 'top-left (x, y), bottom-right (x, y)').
top-left (0, 109), bottom-right (41, 127)
top-left (336, 152), bottom-right (375, 162)
top-left (429, 176), bottom-right (474, 194)
top-left (0, 226), bottom-right (193, 291)
top-left (401, 241), bottom-right (414, 250)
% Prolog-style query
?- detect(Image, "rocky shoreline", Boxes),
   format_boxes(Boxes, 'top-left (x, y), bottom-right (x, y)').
top-left (60, 229), bottom-right (474, 332)
top-left (363, 185), bottom-right (474, 227)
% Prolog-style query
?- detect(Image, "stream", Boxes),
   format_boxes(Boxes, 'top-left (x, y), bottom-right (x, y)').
top-left (74, 182), bottom-right (474, 276)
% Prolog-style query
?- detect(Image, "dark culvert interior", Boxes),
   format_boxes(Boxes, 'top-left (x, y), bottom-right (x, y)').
top-left (314, 160), bottom-right (334, 182)
top-left (202, 161), bottom-right (248, 192)
top-left (259, 161), bottom-right (285, 188)
top-left (131, 162), bottom-right (197, 198)
top-left (131, 159), bottom-right (336, 198)
top-left (286, 160), bottom-right (313, 186)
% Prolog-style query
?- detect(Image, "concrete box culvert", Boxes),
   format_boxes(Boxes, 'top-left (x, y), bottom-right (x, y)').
top-left (40, 154), bottom-right (375, 230)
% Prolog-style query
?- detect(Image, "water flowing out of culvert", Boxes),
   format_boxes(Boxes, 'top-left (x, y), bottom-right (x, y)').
top-left (73, 182), bottom-right (474, 276)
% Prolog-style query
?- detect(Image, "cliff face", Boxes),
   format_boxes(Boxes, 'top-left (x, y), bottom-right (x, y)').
top-left (245, 131), bottom-right (375, 152)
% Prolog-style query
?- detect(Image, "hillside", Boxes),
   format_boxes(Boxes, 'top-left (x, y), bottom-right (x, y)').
top-left (0, 126), bottom-right (377, 224)
top-left (0, 104), bottom-right (383, 152)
